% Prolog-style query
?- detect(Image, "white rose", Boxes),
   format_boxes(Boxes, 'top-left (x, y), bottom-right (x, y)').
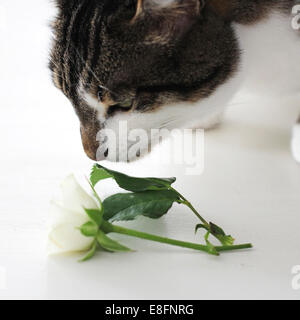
top-left (48, 174), bottom-right (99, 255)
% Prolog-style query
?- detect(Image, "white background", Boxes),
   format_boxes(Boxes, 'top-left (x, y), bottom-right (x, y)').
top-left (0, 0), bottom-right (300, 300)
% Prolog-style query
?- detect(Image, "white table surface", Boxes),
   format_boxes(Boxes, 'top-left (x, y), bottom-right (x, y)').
top-left (0, 0), bottom-right (300, 300)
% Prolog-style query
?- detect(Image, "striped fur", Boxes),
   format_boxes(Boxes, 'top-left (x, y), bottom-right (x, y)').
top-left (50, 1), bottom-right (104, 105)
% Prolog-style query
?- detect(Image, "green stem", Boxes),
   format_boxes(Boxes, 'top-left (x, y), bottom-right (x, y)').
top-left (216, 244), bottom-right (253, 252)
top-left (102, 222), bottom-right (252, 256)
top-left (171, 187), bottom-right (209, 226)
top-left (87, 178), bottom-right (104, 220)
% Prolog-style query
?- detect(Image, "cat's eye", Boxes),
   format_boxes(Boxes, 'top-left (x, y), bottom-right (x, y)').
top-left (107, 101), bottom-right (133, 116)
top-left (119, 100), bottom-right (133, 109)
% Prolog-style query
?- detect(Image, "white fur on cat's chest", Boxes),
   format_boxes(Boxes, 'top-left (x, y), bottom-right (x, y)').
top-left (192, 11), bottom-right (300, 163)
top-left (233, 11), bottom-right (300, 96)
top-left (185, 11), bottom-right (300, 130)
top-left (232, 11), bottom-right (300, 163)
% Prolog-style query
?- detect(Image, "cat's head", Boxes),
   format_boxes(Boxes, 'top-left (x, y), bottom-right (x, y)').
top-left (49, 0), bottom-right (238, 162)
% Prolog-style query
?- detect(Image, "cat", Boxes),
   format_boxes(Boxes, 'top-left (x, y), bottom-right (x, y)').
top-left (49, 0), bottom-right (300, 163)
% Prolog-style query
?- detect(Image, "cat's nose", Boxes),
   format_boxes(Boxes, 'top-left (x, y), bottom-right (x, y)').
top-left (80, 126), bottom-right (99, 161)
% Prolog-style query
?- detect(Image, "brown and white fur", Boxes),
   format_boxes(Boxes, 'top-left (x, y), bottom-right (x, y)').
top-left (50, 0), bottom-right (300, 163)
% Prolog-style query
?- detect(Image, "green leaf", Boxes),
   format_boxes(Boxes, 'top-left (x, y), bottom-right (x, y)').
top-left (80, 241), bottom-right (97, 262)
top-left (97, 230), bottom-right (132, 252)
top-left (210, 222), bottom-right (226, 236)
top-left (91, 164), bottom-right (176, 192)
top-left (84, 208), bottom-right (103, 226)
top-left (80, 221), bottom-right (98, 237)
top-left (217, 235), bottom-right (235, 246)
top-left (209, 222), bottom-right (235, 246)
top-left (103, 190), bottom-right (179, 222)
top-left (196, 222), bottom-right (235, 246)
top-left (90, 165), bottom-right (112, 187)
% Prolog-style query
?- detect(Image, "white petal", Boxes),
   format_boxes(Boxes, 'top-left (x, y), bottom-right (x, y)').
top-left (47, 202), bottom-right (94, 255)
top-left (60, 174), bottom-right (98, 214)
top-left (48, 201), bottom-right (86, 227)
top-left (48, 225), bottom-right (94, 255)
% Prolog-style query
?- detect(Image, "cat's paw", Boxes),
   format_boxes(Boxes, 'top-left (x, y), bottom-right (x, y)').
top-left (291, 123), bottom-right (300, 163)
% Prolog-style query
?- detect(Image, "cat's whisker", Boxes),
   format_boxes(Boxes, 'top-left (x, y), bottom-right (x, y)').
top-left (158, 117), bottom-right (182, 129)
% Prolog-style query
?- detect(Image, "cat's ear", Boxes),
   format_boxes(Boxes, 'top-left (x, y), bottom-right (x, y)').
top-left (132, 0), bottom-right (205, 43)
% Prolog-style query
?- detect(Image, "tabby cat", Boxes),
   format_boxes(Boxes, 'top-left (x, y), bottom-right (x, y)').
top-left (49, 0), bottom-right (300, 163)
